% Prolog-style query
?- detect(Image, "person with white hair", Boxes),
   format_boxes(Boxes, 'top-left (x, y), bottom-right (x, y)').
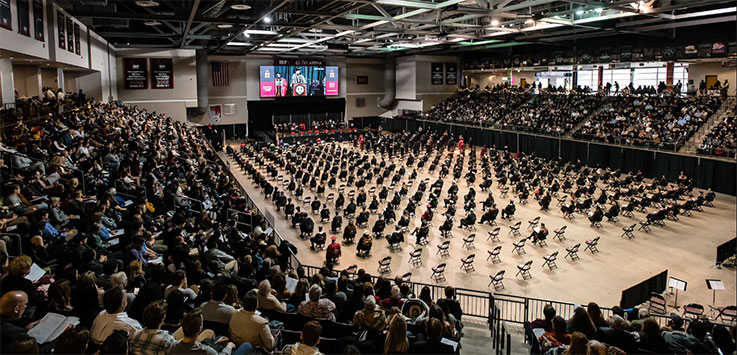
top-left (381, 285), bottom-right (404, 309)
top-left (597, 315), bottom-right (637, 353)
top-left (629, 307), bottom-right (648, 331)
top-left (352, 296), bottom-right (386, 335)
top-left (257, 280), bottom-right (287, 312)
top-left (297, 284), bottom-right (336, 321)
top-left (586, 340), bottom-right (607, 355)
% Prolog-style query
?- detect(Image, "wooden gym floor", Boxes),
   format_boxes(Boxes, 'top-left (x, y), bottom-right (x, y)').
top-left (220, 140), bottom-right (736, 313)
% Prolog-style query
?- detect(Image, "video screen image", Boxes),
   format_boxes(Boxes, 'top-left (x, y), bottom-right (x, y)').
top-left (260, 65), bottom-right (339, 97)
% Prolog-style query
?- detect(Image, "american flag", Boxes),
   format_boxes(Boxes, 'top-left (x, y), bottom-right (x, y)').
top-left (212, 61), bottom-right (229, 87)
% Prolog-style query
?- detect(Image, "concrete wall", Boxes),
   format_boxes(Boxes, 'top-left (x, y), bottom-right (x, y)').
top-left (12, 65), bottom-right (41, 97)
top-left (189, 56), bottom-right (248, 126)
top-left (0, 0), bottom-right (49, 60)
top-left (40, 67), bottom-right (57, 89)
top-left (115, 49), bottom-right (197, 122)
top-left (412, 55), bottom-right (460, 111)
top-left (688, 61), bottom-right (736, 94)
top-left (345, 57), bottom-right (387, 118)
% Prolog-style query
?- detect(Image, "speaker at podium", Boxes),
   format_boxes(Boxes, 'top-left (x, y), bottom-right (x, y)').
top-left (292, 83), bottom-right (308, 96)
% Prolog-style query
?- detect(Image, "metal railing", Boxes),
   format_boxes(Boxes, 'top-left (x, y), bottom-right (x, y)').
top-left (1, 151), bottom-right (88, 195)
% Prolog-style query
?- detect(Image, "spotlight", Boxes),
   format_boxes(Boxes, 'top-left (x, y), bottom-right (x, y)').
top-left (217, 24), bottom-right (233, 29)
top-left (575, 9), bottom-right (584, 15)
top-left (594, 7), bottom-right (603, 13)
top-left (263, 16), bottom-right (272, 23)
top-left (491, 19), bottom-right (500, 26)
top-left (135, 1), bottom-right (159, 7)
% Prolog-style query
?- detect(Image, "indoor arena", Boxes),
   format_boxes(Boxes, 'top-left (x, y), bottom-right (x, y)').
top-left (0, 0), bottom-right (735, 354)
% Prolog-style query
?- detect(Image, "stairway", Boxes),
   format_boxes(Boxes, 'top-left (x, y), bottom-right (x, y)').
top-left (680, 96), bottom-right (736, 155)
top-left (460, 319), bottom-right (529, 355)
top-left (566, 95), bottom-right (614, 138)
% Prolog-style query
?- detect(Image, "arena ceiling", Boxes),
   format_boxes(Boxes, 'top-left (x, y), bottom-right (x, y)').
top-left (60, 0), bottom-right (736, 56)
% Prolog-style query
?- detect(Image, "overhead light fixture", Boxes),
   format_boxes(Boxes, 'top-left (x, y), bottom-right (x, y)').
top-left (594, 7), bottom-right (603, 13)
top-left (135, 0), bottom-right (159, 7)
top-left (263, 16), bottom-right (272, 23)
top-left (244, 33), bottom-right (250, 38)
top-left (244, 29), bottom-right (278, 35)
top-left (217, 24), bottom-right (233, 29)
top-left (230, 2), bottom-right (252, 10)
top-left (575, 9), bottom-right (584, 15)
top-left (525, 19), bottom-right (534, 24)
top-left (490, 19), bottom-right (500, 26)
top-left (226, 42), bottom-right (252, 46)
top-left (144, 20), bottom-right (162, 26)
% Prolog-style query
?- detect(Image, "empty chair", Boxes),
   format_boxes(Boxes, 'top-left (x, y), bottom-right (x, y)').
top-left (401, 272), bottom-right (412, 283)
top-left (487, 246), bottom-right (502, 264)
top-left (487, 227), bottom-right (501, 243)
top-left (462, 234), bottom-right (476, 250)
top-left (648, 293), bottom-right (667, 314)
top-left (409, 248), bottom-right (423, 267)
top-left (638, 221), bottom-right (652, 233)
top-left (303, 196), bottom-right (312, 206)
top-left (553, 226), bottom-right (567, 241)
top-left (500, 186), bottom-right (509, 197)
top-left (512, 238), bottom-right (526, 255)
top-left (715, 306), bottom-right (737, 323)
top-left (345, 265), bottom-right (358, 279)
top-left (543, 251), bottom-right (559, 270)
top-left (377, 256), bottom-right (392, 274)
top-left (509, 221), bottom-right (522, 237)
top-left (683, 303), bottom-right (704, 319)
top-left (460, 254), bottom-right (476, 273)
top-left (556, 196), bottom-right (567, 207)
top-left (368, 186), bottom-right (376, 195)
top-left (565, 244), bottom-right (581, 261)
top-left (584, 237), bottom-right (600, 253)
top-left (348, 189), bottom-right (356, 199)
top-left (436, 241), bottom-right (451, 258)
top-left (528, 217), bottom-right (540, 230)
top-left (621, 224), bottom-right (636, 239)
top-left (431, 263), bottom-right (447, 283)
top-left (489, 270), bottom-right (505, 290)
top-left (516, 260), bottom-right (533, 280)
top-left (326, 193), bottom-right (335, 203)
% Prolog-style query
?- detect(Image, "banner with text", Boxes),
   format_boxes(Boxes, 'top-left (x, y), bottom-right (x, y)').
top-left (33, 0), bottom-right (42, 41)
top-left (0, 0), bottom-right (10, 30)
top-left (56, 11), bottom-right (64, 49)
top-left (123, 58), bottom-right (148, 89)
top-left (445, 63), bottom-right (457, 85)
top-left (150, 58), bottom-right (174, 89)
top-left (431, 62), bottom-right (444, 85)
top-left (17, 0), bottom-right (29, 36)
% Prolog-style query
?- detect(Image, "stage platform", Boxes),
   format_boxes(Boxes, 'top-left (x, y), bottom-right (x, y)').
top-left (220, 141), bottom-right (736, 312)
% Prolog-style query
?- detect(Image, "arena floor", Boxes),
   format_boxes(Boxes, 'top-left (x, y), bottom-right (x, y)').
top-left (220, 140), bottom-right (736, 313)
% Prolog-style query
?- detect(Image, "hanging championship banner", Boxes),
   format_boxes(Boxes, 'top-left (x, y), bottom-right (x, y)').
top-left (431, 62), bottom-right (444, 85)
top-left (73, 23), bottom-right (80, 55)
top-left (150, 58), bottom-right (174, 89)
top-left (33, 0), bottom-right (43, 41)
top-left (0, 0), bottom-right (10, 30)
top-left (209, 104), bottom-right (222, 123)
top-left (123, 58), bottom-right (148, 89)
top-left (17, 0), bottom-right (30, 36)
top-left (66, 18), bottom-right (74, 53)
top-left (57, 11), bottom-right (65, 49)
top-left (445, 63), bottom-right (457, 85)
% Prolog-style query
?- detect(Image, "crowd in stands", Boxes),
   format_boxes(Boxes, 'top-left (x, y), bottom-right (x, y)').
top-left (424, 85), bottom-right (530, 126)
top-left (500, 92), bottom-right (602, 135)
top-left (698, 115), bottom-right (736, 156)
top-left (0, 99), bottom-right (466, 355)
top-left (274, 120), bottom-right (344, 134)
top-left (574, 95), bottom-right (722, 149)
top-left (530, 303), bottom-right (735, 355)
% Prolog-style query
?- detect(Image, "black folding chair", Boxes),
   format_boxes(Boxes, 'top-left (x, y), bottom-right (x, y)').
top-left (489, 270), bottom-right (505, 290)
top-left (509, 221), bottom-right (522, 237)
top-left (528, 217), bottom-right (540, 230)
top-left (460, 254), bottom-right (476, 273)
top-left (487, 227), bottom-right (501, 243)
top-left (431, 263), bottom-right (447, 283)
top-left (512, 238), bottom-right (526, 255)
top-left (543, 251), bottom-right (559, 270)
top-left (377, 256), bottom-right (392, 274)
top-left (621, 224), bottom-right (635, 239)
top-left (436, 241), bottom-right (450, 258)
top-left (516, 260), bottom-right (533, 279)
top-left (585, 237), bottom-right (600, 253)
top-left (565, 243), bottom-right (581, 261)
top-left (638, 221), bottom-right (651, 233)
top-left (487, 246), bottom-right (502, 264)
top-left (462, 234), bottom-right (476, 250)
top-left (553, 226), bottom-right (566, 241)
top-left (409, 248), bottom-right (423, 267)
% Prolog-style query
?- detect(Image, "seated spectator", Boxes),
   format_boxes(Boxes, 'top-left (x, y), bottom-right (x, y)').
top-left (413, 318), bottom-right (454, 354)
top-left (384, 313), bottom-right (410, 354)
top-left (353, 297), bottom-right (386, 337)
top-left (663, 318), bottom-right (718, 354)
top-left (530, 304), bottom-right (556, 332)
top-left (90, 286), bottom-right (142, 345)
top-left (568, 306), bottom-right (597, 340)
top-left (256, 280), bottom-right (287, 313)
top-left (165, 270), bottom-right (198, 304)
top-left (381, 285), bottom-right (404, 310)
top-left (281, 320), bottom-right (323, 355)
top-left (170, 309), bottom-right (235, 355)
top-left (0, 291), bottom-right (30, 353)
top-left (637, 317), bottom-right (669, 353)
top-left (539, 316), bottom-right (571, 351)
top-left (53, 326), bottom-right (90, 354)
top-left (200, 282), bottom-right (236, 326)
top-left (597, 315), bottom-right (637, 353)
top-left (298, 284), bottom-right (336, 321)
top-left (229, 290), bottom-right (274, 351)
top-left (129, 300), bottom-right (177, 355)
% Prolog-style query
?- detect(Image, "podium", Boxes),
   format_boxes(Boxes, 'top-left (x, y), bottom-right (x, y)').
top-left (292, 83), bottom-right (307, 96)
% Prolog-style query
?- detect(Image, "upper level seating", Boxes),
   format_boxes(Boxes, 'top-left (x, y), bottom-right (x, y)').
top-left (574, 95), bottom-right (722, 150)
top-left (500, 92), bottom-right (603, 135)
top-left (424, 85), bottom-right (531, 126)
